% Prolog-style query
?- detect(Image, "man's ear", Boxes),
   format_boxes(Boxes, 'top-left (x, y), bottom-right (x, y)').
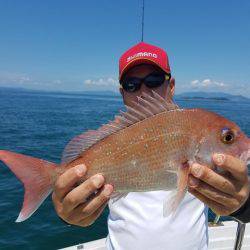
top-left (169, 77), bottom-right (175, 97)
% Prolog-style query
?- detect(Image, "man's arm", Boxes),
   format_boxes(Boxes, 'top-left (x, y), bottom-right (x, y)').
top-left (188, 154), bottom-right (250, 220)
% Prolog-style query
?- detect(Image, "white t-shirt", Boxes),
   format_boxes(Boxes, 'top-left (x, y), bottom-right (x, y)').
top-left (106, 191), bottom-right (208, 250)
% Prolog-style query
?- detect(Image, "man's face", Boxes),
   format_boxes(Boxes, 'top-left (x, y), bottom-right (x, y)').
top-left (120, 64), bottom-right (175, 107)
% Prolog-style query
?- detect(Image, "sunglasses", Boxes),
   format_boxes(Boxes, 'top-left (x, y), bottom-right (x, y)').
top-left (120, 72), bottom-right (171, 93)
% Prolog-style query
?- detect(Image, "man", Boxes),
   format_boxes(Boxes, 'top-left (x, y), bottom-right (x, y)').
top-left (52, 42), bottom-right (250, 249)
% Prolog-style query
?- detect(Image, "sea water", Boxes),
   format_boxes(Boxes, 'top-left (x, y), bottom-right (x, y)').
top-left (0, 89), bottom-right (249, 249)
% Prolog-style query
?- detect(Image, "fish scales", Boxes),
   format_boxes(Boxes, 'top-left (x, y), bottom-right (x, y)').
top-left (67, 109), bottom-right (204, 192)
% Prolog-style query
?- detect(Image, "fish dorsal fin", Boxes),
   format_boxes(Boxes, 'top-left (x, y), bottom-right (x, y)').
top-left (61, 90), bottom-right (179, 164)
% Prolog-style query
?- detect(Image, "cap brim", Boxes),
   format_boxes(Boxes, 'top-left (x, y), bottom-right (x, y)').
top-left (119, 58), bottom-right (170, 80)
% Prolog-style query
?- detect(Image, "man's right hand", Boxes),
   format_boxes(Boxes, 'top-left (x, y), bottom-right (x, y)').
top-left (52, 164), bottom-right (113, 227)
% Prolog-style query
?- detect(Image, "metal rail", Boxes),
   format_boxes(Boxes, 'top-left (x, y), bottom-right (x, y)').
top-left (234, 220), bottom-right (246, 250)
top-left (212, 216), bottom-right (246, 250)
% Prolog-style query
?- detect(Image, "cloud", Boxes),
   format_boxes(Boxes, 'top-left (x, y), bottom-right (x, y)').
top-left (0, 71), bottom-right (120, 92)
top-left (1, 71), bottom-right (248, 96)
top-left (0, 71), bottom-right (65, 90)
top-left (190, 80), bottom-right (199, 85)
top-left (52, 79), bottom-right (62, 84)
top-left (84, 77), bottom-right (118, 87)
top-left (84, 79), bottom-right (92, 85)
top-left (17, 76), bottom-right (31, 84)
top-left (107, 77), bottom-right (116, 84)
top-left (0, 72), bottom-right (33, 85)
top-left (190, 78), bottom-right (227, 88)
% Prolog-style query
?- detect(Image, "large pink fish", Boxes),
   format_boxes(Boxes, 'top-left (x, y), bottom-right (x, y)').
top-left (0, 92), bottom-right (249, 222)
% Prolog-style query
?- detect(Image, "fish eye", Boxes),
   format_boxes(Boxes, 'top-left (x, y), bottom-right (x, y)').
top-left (221, 128), bottom-right (235, 144)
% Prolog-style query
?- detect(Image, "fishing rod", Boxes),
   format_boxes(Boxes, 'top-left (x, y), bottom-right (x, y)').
top-left (141, 0), bottom-right (145, 42)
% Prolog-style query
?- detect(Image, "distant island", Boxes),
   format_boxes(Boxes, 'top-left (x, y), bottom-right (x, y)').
top-left (181, 97), bottom-right (229, 101)
top-left (0, 87), bottom-right (249, 102)
top-left (175, 91), bottom-right (250, 102)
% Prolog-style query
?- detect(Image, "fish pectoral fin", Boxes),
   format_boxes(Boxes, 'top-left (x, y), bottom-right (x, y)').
top-left (163, 188), bottom-right (187, 218)
top-left (163, 190), bottom-right (177, 217)
top-left (163, 163), bottom-right (190, 217)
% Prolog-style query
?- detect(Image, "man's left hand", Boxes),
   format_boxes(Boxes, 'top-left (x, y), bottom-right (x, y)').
top-left (188, 153), bottom-right (249, 216)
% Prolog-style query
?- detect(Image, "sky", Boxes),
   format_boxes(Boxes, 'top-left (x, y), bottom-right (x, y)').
top-left (0, 0), bottom-right (249, 96)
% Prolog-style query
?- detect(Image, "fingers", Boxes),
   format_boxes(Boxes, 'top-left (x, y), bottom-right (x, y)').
top-left (189, 162), bottom-right (236, 195)
top-left (78, 202), bottom-right (107, 227)
top-left (62, 174), bottom-right (105, 213)
top-left (188, 176), bottom-right (240, 209)
top-left (54, 164), bottom-right (87, 201)
top-left (212, 153), bottom-right (248, 182)
top-left (188, 154), bottom-right (250, 215)
top-left (189, 188), bottom-right (228, 215)
top-left (52, 165), bottom-right (113, 227)
top-left (66, 184), bottom-right (113, 224)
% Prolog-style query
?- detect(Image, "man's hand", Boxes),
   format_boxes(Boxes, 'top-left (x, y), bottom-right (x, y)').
top-left (52, 164), bottom-right (113, 227)
top-left (188, 153), bottom-right (249, 216)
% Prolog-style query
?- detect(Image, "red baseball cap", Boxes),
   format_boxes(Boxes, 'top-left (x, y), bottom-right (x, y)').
top-left (119, 42), bottom-right (171, 80)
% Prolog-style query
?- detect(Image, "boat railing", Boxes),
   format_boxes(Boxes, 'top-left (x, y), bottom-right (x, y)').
top-left (233, 218), bottom-right (246, 250)
top-left (210, 216), bottom-right (247, 250)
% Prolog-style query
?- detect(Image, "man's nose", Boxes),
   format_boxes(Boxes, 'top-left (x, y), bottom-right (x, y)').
top-left (140, 83), bottom-right (152, 96)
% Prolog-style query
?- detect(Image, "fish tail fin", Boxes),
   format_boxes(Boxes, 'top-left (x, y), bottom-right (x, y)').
top-left (0, 150), bottom-right (57, 222)
top-left (163, 163), bottom-right (190, 217)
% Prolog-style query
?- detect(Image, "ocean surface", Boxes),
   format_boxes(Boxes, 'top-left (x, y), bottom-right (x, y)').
top-left (0, 89), bottom-right (249, 250)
